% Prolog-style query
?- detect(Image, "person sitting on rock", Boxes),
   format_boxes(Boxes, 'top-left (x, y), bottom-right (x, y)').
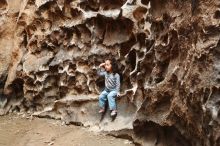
top-left (97, 58), bottom-right (121, 116)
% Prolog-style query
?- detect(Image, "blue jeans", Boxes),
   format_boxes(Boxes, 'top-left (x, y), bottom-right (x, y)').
top-left (99, 89), bottom-right (117, 110)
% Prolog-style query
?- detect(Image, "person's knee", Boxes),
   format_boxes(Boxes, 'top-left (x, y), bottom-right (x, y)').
top-left (99, 92), bottom-right (107, 100)
top-left (107, 93), bottom-right (116, 99)
top-left (107, 94), bottom-right (111, 99)
top-left (108, 91), bottom-right (117, 97)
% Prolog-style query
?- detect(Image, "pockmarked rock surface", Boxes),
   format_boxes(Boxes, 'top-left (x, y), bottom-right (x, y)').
top-left (0, 0), bottom-right (219, 146)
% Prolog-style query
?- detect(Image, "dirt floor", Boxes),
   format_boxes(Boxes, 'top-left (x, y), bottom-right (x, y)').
top-left (0, 114), bottom-right (134, 146)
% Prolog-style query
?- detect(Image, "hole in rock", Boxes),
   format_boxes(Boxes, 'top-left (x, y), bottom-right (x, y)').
top-left (128, 49), bottom-right (137, 71)
top-left (70, 8), bottom-right (83, 18)
top-left (161, 33), bottom-right (168, 44)
top-left (59, 86), bottom-right (69, 97)
top-left (214, 10), bottom-right (220, 19)
top-left (151, 21), bottom-right (165, 36)
top-left (100, 0), bottom-right (126, 10)
top-left (0, 0), bottom-right (7, 11)
top-left (120, 76), bottom-right (132, 91)
top-left (137, 33), bottom-right (146, 47)
top-left (67, 76), bottom-right (76, 87)
top-left (150, 0), bottom-right (167, 15)
top-left (216, 137), bottom-right (220, 146)
top-left (79, 0), bottom-right (100, 11)
top-left (141, 0), bottom-right (150, 5)
top-left (120, 34), bottom-right (136, 56)
top-left (133, 7), bottom-right (148, 21)
top-left (204, 25), bottom-right (220, 36)
top-left (138, 51), bottom-right (145, 59)
top-left (191, 0), bottom-right (199, 15)
top-left (95, 78), bottom-right (105, 92)
top-left (44, 75), bottom-right (59, 87)
top-left (76, 24), bottom-right (92, 43)
top-left (25, 78), bottom-right (35, 87)
top-left (68, 63), bottom-right (76, 73)
top-left (49, 65), bottom-right (59, 74)
top-left (7, 78), bottom-right (24, 98)
top-left (32, 94), bottom-right (43, 103)
top-left (145, 39), bottom-right (155, 52)
top-left (37, 1), bottom-right (57, 12)
top-left (101, 16), bottom-right (134, 46)
top-left (133, 120), bottom-right (192, 146)
top-left (27, 0), bottom-right (35, 5)
top-left (23, 31), bottom-right (28, 47)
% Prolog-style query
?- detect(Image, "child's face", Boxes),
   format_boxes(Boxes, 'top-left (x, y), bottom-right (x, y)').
top-left (104, 60), bottom-right (112, 72)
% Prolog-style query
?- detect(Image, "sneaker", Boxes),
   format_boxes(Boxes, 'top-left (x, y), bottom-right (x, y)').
top-left (99, 108), bottom-right (105, 113)
top-left (110, 110), bottom-right (117, 116)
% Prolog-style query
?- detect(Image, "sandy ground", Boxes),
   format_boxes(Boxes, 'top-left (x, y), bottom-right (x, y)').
top-left (0, 114), bottom-right (134, 146)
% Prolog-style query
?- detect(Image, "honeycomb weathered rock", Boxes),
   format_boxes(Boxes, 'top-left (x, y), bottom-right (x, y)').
top-left (0, 0), bottom-right (220, 145)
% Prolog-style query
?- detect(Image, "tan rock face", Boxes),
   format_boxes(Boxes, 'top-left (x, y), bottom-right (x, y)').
top-left (0, 0), bottom-right (220, 145)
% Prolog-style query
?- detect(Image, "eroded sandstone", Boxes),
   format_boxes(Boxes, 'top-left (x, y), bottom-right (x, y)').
top-left (0, 0), bottom-right (220, 146)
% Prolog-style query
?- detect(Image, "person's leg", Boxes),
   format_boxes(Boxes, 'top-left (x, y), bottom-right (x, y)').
top-left (107, 90), bottom-right (117, 111)
top-left (99, 90), bottom-right (108, 110)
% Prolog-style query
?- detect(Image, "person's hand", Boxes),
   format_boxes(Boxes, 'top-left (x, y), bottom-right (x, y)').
top-left (99, 63), bottom-right (105, 68)
top-left (117, 93), bottom-right (120, 97)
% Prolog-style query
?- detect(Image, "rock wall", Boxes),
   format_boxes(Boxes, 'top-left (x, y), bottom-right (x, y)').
top-left (0, 0), bottom-right (220, 145)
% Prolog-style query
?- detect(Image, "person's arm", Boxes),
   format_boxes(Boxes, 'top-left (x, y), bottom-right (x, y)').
top-left (97, 63), bottom-right (106, 76)
top-left (115, 74), bottom-right (120, 95)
